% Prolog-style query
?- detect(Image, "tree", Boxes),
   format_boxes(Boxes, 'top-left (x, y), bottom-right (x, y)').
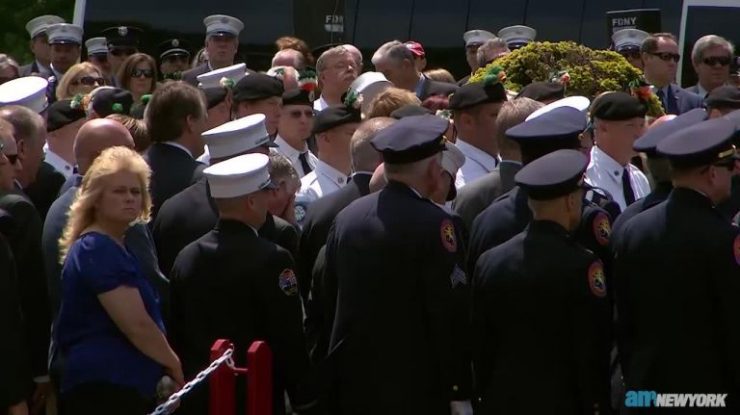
top-left (0, 0), bottom-right (74, 64)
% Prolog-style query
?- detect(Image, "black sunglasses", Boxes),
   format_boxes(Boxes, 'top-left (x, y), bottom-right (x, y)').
top-left (111, 48), bottom-right (137, 57)
top-left (73, 76), bottom-right (106, 86)
top-left (130, 69), bottom-right (154, 78)
top-left (288, 109), bottom-right (314, 119)
top-left (702, 56), bottom-right (732, 67)
top-left (649, 52), bottom-right (681, 62)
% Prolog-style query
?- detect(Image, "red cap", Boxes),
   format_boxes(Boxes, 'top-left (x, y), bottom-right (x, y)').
top-left (404, 41), bottom-right (425, 58)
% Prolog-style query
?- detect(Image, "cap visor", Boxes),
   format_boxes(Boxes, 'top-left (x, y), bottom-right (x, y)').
top-left (261, 179), bottom-right (279, 190)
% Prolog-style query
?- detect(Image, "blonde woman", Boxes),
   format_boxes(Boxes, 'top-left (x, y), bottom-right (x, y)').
top-left (56, 62), bottom-right (106, 101)
top-left (55, 146), bottom-right (182, 414)
top-left (366, 87), bottom-right (421, 118)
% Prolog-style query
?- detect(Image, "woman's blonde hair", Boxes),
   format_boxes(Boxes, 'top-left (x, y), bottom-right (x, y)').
top-left (366, 87), bottom-right (421, 118)
top-left (56, 62), bottom-right (103, 101)
top-left (59, 146), bottom-right (152, 262)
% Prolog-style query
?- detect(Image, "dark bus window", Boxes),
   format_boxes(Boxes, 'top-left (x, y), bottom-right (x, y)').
top-left (579, 0), bottom-right (645, 48)
top-left (467, 0), bottom-right (527, 35)
top-left (643, 0), bottom-right (683, 37)
top-left (408, 0), bottom-right (468, 48)
top-left (349, 0), bottom-right (414, 49)
top-left (525, 0), bottom-right (584, 43)
top-left (680, 5), bottom-right (740, 87)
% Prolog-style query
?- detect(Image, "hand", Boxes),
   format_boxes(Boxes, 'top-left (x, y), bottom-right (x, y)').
top-left (281, 195), bottom-right (297, 225)
top-left (7, 401), bottom-right (29, 415)
top-left (450, 400), bottom-right (473, 415)
top-left (165, 361), bottom-right (185, 387)
top-left (30, 382), bottom-right (51, 415)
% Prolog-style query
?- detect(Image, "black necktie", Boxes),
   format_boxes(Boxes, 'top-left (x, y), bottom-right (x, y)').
top-left (298, 152), bottom-right (313, 174)
top-left (657, 88), bottom-right (677, 115)
top-left (622, 167), bottom-right (636, 205)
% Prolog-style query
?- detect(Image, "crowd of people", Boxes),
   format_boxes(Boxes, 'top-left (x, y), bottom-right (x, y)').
top-left (0, 9), bottom-right (739, 415)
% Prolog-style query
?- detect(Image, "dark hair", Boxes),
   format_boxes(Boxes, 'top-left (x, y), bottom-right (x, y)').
top-left (145, 81), bottom-right (205, 142)
top-left (0, 105), bottom-right (45, 145)
top-left (117, 53), bottom-right (158, 94)
top-left (107, 114), bottom-right (151, 153)
top-left (641, 33), bottom-right (678, 54)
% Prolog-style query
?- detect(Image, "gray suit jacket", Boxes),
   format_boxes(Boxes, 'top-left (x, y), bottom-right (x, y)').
top-left (453, 160), bottom-right (522, 230)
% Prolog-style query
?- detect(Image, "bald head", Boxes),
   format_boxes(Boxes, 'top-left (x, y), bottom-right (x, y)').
top-left (351, 117), bottom-right (395, 172)
top-left (271, 49), bottom-right (306, 70)
top-left (74, 119), bottom-right (135, 174)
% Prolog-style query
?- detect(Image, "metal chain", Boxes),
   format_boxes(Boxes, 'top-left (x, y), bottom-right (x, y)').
top-left (148, 347), bottom-right (234, 415)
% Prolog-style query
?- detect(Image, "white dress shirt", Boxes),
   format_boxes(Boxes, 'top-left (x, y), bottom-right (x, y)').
top-left (44, 150), bottom-right (74, 179)
top-left (296, 159), bottom-right (348, 203)
top-left (454, 138), bottom-right (499, 188)
top-left (196, 145), bottom-right (211, 165)
top-left (313, 96), bottom-right (330, 112)
top-left (585, 146), bottom-right (651, 211)
top-left (274, 135), bottom-right (317, 178)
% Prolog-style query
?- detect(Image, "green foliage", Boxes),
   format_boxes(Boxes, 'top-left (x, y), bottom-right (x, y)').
top-left (0, 0), bottom-right (75, 64)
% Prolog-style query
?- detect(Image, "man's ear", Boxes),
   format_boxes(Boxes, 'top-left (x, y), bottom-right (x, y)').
top-left (16, 139), bottom-right (26, 156)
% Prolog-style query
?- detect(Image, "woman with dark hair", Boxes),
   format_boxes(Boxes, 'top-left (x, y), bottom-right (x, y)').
top-left (0, 54), bottom-right (20, 86)
top-left (117, 53), bottom-right (158, 104)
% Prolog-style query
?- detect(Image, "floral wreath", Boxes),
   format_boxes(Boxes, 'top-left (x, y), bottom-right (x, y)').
top-left (343, 89), bottom-right (363, 110)
top-left (628, 77), bottom-right (665, 118)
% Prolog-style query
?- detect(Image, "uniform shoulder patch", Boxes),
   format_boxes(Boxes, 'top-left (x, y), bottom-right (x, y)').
top-left (587, 260), bottom-right (607, 298)
top-left (592, 212), bottom-right (611, 246)
top-left (733, 234), bottom-right (740, 266)
top-left (440, 218), bottom-right (457, 253)
top-left (294, 202), bottom-right (307, 224)
top-left (278, 268), bottom-right (298, 296)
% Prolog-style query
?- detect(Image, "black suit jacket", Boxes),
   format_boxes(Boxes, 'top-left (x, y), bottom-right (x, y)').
top-left (419, 77), bottom-right (458, 101)
top-left (169, 219), bottom-right (314, 415)
top-left (23, 161), bottom-right (66, 221)
top-left (297, 173), bottom-right (371, 300)
top-left (0, 191), bottom-right (50, 379)
top-left (144, 143), bottom-right (205, 220)
top-left (153, 177), bottom-right (299, 276)
top-left (453, 161), bottom-right (521, 230)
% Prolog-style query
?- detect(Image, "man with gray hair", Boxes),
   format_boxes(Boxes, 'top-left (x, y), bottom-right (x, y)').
top-left (476, 37), bottom-right (510, 68)
top-left (372, 40), bottom-right (457, 100)
top-left (271, 48), bottom-right (306, 70)
top-left (687, 34), bottom-right (735, 98)
top-left (314, 46), bottom-right (358, 111)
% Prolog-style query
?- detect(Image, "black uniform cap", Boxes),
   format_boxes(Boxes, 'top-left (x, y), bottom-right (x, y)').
top-left (704, 85), bottom-right (740, 110)
top-left (633, 108), bottom-right (708, 157)
top-left (371, 114), bottom-right (448, 164)
top-left (390, 104), bottom-right (432, 119)
top-left (101, 26), bottom-right (143, 50)
top-left (92, 88), bottom-right (133, 117)
top-left (158, 38), bottom-right (191, 60)
top-left (46, 99), bottom-right (86, 132)
top-left (515, 81), bottom-right (565, 103)
top-left (657, 117), bottom-right (738, 169)
top-left (232, 74), bottom-right (284, 103)
top-left (590, 92), bottom-right (647, 121)
top-left (515, 149), bottom-right (588, 200)
top-left (449, 81), bottom-right (506, 111)
top-left (313, 105), bottom-right (361, 135)
top-left (202, 87), bottom-right (228, 109)
top-left (282, 89), bottom-right (313, 107)
top-left (506, 106), bottom-right (587, 164)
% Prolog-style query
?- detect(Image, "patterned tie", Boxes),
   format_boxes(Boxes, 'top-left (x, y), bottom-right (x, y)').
top-left (298, 152), bottom-right (313, 175)
top-left (622, 167), bottom-right (636, 206)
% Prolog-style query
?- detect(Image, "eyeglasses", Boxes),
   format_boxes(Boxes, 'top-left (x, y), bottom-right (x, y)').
top-left (130, 69), bottom-right (154, 78)
top-left (702, 56), bottom-right (732, 67)
top-left (649, 52), bottom-right (681, 62)
top-left (111, 48), bottom-right (137, 57)
top-left (72, 76), bottom-right (106, 86)
top-left (288, 109), bottom-right (314, 119)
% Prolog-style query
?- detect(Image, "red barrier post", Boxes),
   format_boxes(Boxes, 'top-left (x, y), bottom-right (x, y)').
top-left (209, 339), bottom-right (236, 415)
top-left (247, 341), bottom-right (273, 415)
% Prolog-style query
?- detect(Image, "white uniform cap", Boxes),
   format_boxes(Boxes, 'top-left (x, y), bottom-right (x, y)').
top-left (463, 29), bottom-right (496, 47)
top-left (204, 153), bottom-right (277, 199)
top-left (47, 23), bottom-right (83, 45)
top-left (442, 142), bottom-right (466, 177)
top-left (202, 114), bottom-right (274, 159)
top-left (26, 15), bottom-right (65, 38)
top-left (497, 25), bottom-right (537, 48)
top-left (349, 71), bottom-right (392, 109)
top-left (197, 63), bottom-right (247, 88)
top-left (611, 29), bottom-right (649, 52)
top-left (526, 96), bottom-right (591, 121)
top-left (203, 14), bottom-right (244, 37)
top-left (0, 77), bottom-right (49, 113)
top-left (85, 37), bottom-right (109, 56)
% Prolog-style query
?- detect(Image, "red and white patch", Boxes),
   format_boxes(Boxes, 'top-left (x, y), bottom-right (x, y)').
top-left (592, 212), bottom-right (611, 247)
top-left (278, 269), bottom-right (298, 296)
top-left (588, 260), bottom-right (607, 298)
top-left (734, 235), bottom-right (740, 266)
top-left (440, 219), bottom-right (457, 253)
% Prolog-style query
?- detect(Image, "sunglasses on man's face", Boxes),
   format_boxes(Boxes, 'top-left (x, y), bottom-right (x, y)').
top-left (649, 52), bottom-right (681, 63)
top-left (72, 76), bottom-right (106, 86)
top-left (111, 48), bottom-right (137, 57)
top-left (131, 69), bottom-right (154, 78)
top-left (288, 109), bottom-right (314, 119)
top-left (702, 56), bottom-right (732, 67)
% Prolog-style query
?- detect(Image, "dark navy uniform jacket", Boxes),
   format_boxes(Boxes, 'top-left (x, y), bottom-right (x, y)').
top-left (473, 220), bottom-right (612, 414)
top-left (613, 188), bottom-right (740, 408)
top-left (325, 180), bottom-right (471, 414)
top-left (144, 142), bottom-right (205, 221)
top-left (610, 182), bottom-right (672, 248)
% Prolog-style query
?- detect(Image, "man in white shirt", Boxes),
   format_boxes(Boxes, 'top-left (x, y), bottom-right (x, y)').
top-left (585, 92), bottom-right (651, 212)
top-left (274, 88), bottom-right (317, 178)
top-left (448, 71), bottom-right (507, 188)
top-left (295, 104), bottom-right (361, 224)
top-left (314, 46), bottom-right (358, 112)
